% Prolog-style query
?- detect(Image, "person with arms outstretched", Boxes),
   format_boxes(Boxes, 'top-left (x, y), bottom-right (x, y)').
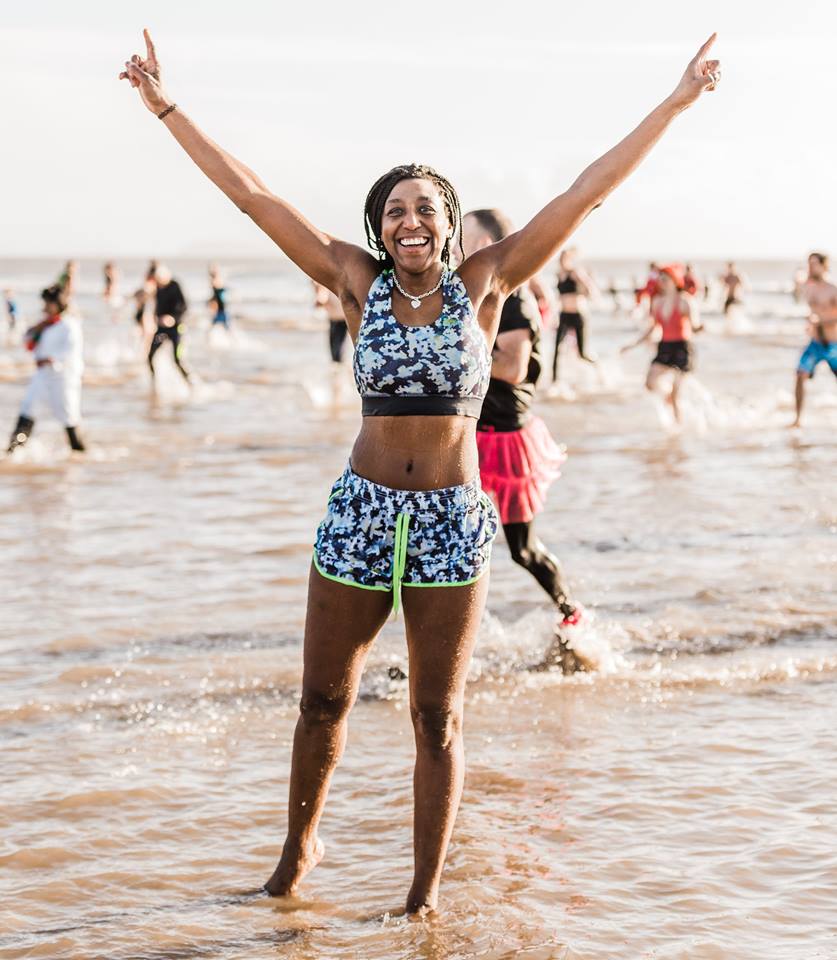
top-left (120, 27), bottom-right (721, 915)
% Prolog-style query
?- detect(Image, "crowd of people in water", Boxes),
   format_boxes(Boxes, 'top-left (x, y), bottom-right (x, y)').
top-left (3, 249), bottom-right (834, 459)
top-left (3, 24), bottom-right (836, 919)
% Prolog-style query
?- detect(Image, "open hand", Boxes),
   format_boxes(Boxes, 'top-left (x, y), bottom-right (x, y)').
top-left (671, 33), bottom-right (721, 108)
top-left (119, 28), bottom-right (170, 115)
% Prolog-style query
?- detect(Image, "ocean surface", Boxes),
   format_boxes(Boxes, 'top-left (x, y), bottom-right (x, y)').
top-left (1, 256), bottom-right (835, 960)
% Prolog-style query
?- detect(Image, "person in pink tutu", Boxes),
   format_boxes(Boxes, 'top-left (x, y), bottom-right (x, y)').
top-left (462, 209), bottom-right (586, 671)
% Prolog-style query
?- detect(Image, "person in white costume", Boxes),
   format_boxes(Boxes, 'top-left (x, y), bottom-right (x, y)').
top-left (7, 285), bottom-right (86, 453)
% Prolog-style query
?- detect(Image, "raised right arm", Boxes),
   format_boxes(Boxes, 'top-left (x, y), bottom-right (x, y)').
top-left (120, 30), bottom-right (373, 294)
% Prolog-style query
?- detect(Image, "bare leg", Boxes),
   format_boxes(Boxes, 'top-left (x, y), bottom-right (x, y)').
top-left (401, 575), bottom-right (489, 915)
top-left (645, 363), bottom-right (665, 396)
top-left (792, 371), bottom-right (807, 427)
top-left (264, 565), bottom-right (392, 895)
top-left (670, 371), bottom-right (684, 423)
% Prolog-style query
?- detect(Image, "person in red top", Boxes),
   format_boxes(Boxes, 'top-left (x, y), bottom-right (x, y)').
top-left (682, 263), bottom-right (701, 297)
top-left (622, 266), bottom-right (702, 422)
top-left (634, 261), bottom-right (660, 306)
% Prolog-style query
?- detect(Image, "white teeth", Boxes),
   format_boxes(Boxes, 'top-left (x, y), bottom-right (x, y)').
top-left (399, 237), bottom-right (429, 247)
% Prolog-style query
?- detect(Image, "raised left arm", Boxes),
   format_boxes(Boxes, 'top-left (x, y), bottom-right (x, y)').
top-left (484, 35), bottom-right (720, 294)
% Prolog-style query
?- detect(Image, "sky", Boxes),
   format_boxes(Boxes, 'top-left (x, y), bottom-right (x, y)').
top-left (1, 0), bottom-right (835, 260)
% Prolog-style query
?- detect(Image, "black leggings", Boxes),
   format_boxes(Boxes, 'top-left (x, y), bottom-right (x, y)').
top-left (328, 319), bottom-right (349, 363)
top-left (552, 311), bottom-right (588, 381)
top-left (148, 324), bottom-right (190, 382)
top-left (503, 520), bottom-right (574, 617)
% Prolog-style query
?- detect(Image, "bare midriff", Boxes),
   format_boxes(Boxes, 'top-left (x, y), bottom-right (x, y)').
top-left (350, 416), bottom-right (478, 491)
top-left (560, 293), bottom-right (583, 314)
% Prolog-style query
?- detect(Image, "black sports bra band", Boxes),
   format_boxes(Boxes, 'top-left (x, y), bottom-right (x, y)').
top-left (361, 396), bottom-right (484, 418)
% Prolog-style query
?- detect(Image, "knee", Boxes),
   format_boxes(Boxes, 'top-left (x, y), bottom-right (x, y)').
top-left (411, 704), bottom-right (462, 752)
top-left (299, 688), bottom-right (352, 728)
top-left (509, 542), bottom-right (534, 570)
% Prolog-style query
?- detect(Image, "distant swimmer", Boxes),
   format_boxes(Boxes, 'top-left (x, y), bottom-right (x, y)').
top-left (56, 260), bottom-right (78, 300)
top-left (313, 281), bottom-right (348, 363)
top-left (133, 260), bottom-right (157, 338)
top-left (148, 264), bottom-right (191, 387)
top-left (622, 265), bottom-right (702, 423)
top-left (463, 210), bottom-right (587, 672)
top-left (552, 247), bottom-right (596, 381)
top-left (792, 251), bottom-right (837, 428)
top-left (208, 264), bottom-right (230, 328)
top-left (720, 261), bottom-right (744, 316)
top-left (4, 289), bottom-right (18, 332)
top-left (7, 285), bottom-right (85, 453)
top-left (103, 261), bottom-right (118, 300)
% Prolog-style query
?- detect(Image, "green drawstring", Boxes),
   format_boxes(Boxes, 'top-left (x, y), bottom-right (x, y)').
top-left (392, 511), bottom-right (411, 615)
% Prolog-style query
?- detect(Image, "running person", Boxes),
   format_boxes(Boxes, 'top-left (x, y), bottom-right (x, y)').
top-left (720, 260), bottom-right (744, 316)
top-left (4, 289), bottom-right (18, 333)
top-left (7, 285), bottom-right (85, 453)
top-left (120, 27), bottom-right (721, 915)
top-left (792, 251), bottom-right (837, 427)
top-left (103, 261), bottom-right (119, 301)
top-left (552, 247), bottom-right (596, 381)
top-left (463, 209), bottom-right (586, 673)
top-left (148, 264), bottom-right (191, 386)
top-left (622, 266), bottom-right (702, 423)
top-left (208, 264), bottom-right (230, 328)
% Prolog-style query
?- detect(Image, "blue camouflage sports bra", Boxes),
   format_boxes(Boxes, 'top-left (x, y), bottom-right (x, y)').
top-left (353, 268), bottom-right (492, 418)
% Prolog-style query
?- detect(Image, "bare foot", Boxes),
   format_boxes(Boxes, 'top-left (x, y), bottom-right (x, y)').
top-left (789, 418), bottom-right (801, 429)
top-left (405, 893), bottom-right (437, 918)
top-left (264, 836), bottom-right (325, 896)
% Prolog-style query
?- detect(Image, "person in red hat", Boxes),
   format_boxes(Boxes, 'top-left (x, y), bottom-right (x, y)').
top-left (621, 265), bottom-right (702, 423)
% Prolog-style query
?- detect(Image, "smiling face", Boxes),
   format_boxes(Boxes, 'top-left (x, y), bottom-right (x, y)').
top-left (379, 179), bottom-right (452, 274)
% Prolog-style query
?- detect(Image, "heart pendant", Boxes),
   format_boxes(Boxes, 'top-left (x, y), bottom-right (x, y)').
top-left (410, 299), bottom-right (421, 309)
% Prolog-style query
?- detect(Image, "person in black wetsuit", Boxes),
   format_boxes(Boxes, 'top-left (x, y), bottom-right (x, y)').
top-left (463, 209), bottom-right (588, 673)
top-left (552, 247), bottom-right (596, 381)
top-left (208, 264), bottom-right (230, 328)
top-left (148, 264), bottom-right (191, 385)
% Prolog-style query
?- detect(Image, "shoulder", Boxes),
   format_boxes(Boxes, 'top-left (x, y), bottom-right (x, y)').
top-left (339, 249), bottom-right (382, 312)
top-left (500, 288), bottom-right (538, 336)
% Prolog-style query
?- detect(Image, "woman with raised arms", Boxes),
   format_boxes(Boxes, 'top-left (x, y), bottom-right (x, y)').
top-left (120, 30), bottom-right (721, 916)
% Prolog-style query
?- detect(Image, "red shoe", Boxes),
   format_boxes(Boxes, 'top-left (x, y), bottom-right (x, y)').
top-left (559, 606), bottom-right (584, 628)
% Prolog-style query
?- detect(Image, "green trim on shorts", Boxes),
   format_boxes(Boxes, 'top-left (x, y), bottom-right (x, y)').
top-left (312, 551), bottom-right (390, 591)
top-left (311, 551), bottom-right (490, 593)
top-left (402, 565), bottom-right (489, 589)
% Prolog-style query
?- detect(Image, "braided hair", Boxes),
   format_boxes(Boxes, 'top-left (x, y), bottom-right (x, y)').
top-left (364, 163), bottom-right (463, 270)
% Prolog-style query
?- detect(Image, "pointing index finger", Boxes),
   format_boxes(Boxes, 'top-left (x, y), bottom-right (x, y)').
top-left (143, 28), bottom-right (157, 62)
top-left (697, 32), bottom-right (717, 60)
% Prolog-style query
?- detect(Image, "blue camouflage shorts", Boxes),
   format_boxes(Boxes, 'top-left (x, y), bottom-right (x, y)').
top-left (313, 464), bottom-right (498, 611)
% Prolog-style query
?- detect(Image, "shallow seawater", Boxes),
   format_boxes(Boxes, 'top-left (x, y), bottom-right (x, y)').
top-left (1, 259), bottom-right (835, 959)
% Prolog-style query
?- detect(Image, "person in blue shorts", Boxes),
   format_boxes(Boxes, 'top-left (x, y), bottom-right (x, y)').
top-left (793, 252), bottom-right (837, 427)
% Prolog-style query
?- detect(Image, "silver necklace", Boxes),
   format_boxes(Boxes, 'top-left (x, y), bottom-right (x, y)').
top-left (392, 268), bottom-right (446, 309)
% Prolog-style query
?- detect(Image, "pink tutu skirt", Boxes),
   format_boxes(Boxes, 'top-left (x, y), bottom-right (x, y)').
top-left (476, 416), bottom-right (566, 525)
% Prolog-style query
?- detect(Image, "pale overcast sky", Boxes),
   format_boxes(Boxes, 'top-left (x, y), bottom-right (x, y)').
top-left (2, 0), bottom-right (835, 259)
